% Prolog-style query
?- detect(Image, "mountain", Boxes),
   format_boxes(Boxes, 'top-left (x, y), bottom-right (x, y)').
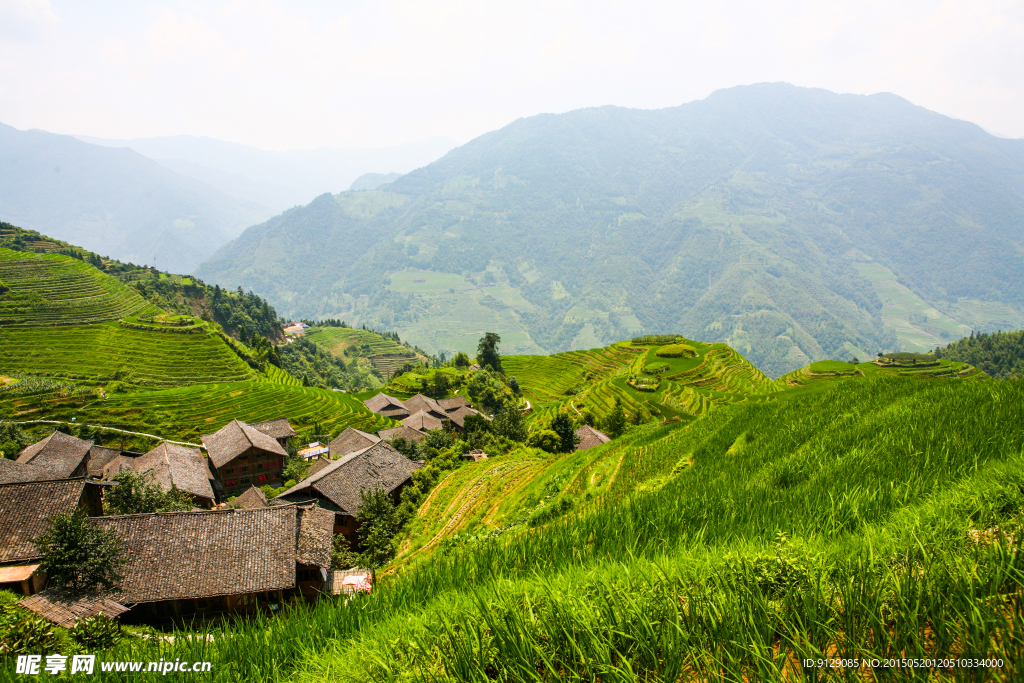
top-left (350, 172), bottom-right (403, 191)
top-left (0, 123), bottom-right (271, 273)
top-left (76, 134), bottom-right (459, 212)
top-left (194, 83), bottom-right (1024, 377)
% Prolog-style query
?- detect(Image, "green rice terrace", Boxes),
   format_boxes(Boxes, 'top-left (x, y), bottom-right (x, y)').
top-left (0, 248), bottom-right (156, 325)
top-left (776, 352), bottom-right (987, 389)
top-left (303, 325), bottom-right (425, 378)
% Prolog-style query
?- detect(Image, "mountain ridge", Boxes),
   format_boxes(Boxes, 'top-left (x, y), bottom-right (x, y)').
top-left (195, 83), bottom-right (1024, 377)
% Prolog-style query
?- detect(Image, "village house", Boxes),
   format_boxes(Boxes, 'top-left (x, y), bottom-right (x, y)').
top-left (306, 456), bottom-right (334, 477)
top-left (0, 457), bottom-right (50, 485)
top-left (329, 427), bottom-right (380, 457)
top-left (363, 392), bottom-right (486, 439)
top-left (274, 442), bottom-right (420, 544)
top-left (17, 431), bottom-right (95, 479)
top-left (575, 425), bottom-right (611, 451)
top-left (376, 424), bottom-right (425, 443)
top-left (19, 591), bottom-right (129, 627)
top-left (201, 419), bottom-right (288, 496)
top-left (0, 479), bottom-right (104, 595)
top-left (132, 442), bottom-right (217, 508)
top-left (90, 504), bottom-right (334, 623)
top-left (362, 393), bottom-right (411, 420)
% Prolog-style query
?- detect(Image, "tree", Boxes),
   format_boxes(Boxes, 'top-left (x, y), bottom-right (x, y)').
top-left (605, 399), bottom-right (626, 438)
top-left (34, 511), bottom-right (125, 593)
top-left (551, 413), bottom-right (579, 453)
top-left (0, 421), bottom-right (29, 460)
top-left (453, 352), bottom-right (470, 368)
top-left (356, 488), bottom-right (401, 585)
top-left (509, 376), bottom-right (521, 395)
top-left (491, 405), bottom-right (528, 442)
top-left (528, 429), bottom-right (561, 453)
top-left (331, 535), bottom-right (359, 570)
top-left (477, 332), bottom-right (503, 373)
top-left (104, 470), bottom-right (193, 515)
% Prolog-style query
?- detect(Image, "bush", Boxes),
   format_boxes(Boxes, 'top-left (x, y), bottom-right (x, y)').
top-left (68, 615), bottom-right (122, 650)
top-left (528, 429), bottom-right (561, 453)
top-left (643, 361), bottom-right (670, 374)
top-left (0, 591), bottom-right (58, 656)
top-left (631, 334), bottom-right (681, 345)
top-left (656, 343), bottom-right (697, 358)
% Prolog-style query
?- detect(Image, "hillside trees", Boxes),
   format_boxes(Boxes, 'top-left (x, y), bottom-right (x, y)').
top-left (934, 329), bottom-right (1024, 379)
top-left (551, 413), bottom-right (579, 452)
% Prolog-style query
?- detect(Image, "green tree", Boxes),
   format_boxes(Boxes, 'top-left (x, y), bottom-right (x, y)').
top-left (453, 351), bottom-right (470, 368)
top-left (356, 488), bottom-right (401, 585)
top-left (33, 511), bottom-right (125, 593)
top-left (605, 399), bottom-right (626, 438)
top-left (528, 429), bottom-right (561, 453)
top-left (331, 535), bottom-right (359, 570)
top-left (0, 421), bottom-right (29, 460)
top-left (551, 413), bottom-right (579, 453)
top-left (104, 470), bottom-right (193, 515)
top-left (491, 405), bottom-right (528, 442)
top-left (509, 376), bottom-right (521, 395)
top-left (477, 332), bottom-right (503, 373)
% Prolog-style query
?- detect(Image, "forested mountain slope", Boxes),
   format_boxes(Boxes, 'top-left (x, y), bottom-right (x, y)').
top-left (0, 123), bottom-right (270, 273)
top-left (196, 83), bottom-right (1024, 377)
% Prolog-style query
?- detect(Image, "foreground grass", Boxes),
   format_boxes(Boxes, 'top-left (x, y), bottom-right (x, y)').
top-left (5, 377), bottom-right (1023, 681)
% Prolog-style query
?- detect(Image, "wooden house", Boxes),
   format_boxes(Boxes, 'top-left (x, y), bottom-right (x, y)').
top-left (362, 393), bottom-right (411, 420)
top-left (132, 442), bottom-right (217, 508)
top-left (274, 442), bottom-right (421, 545)
top-left (17, 431), bottom-right (94, 479)
top-left (94, 504), bottom-right (334, 623)
top-left (201, 420), bottom-right (288, 496)
top-left (231, 485), bottom-right (268, 509)
top-left (575, 425), bottom-right (611, 450)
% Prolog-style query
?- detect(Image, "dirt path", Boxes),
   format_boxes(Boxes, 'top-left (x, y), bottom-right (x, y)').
top-left (14, 420), bottom-right (202, 448)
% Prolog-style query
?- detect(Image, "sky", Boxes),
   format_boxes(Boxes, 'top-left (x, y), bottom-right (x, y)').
top-left (0, 0), bottom-right (1022, 150)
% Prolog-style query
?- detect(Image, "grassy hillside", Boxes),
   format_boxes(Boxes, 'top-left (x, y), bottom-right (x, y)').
top-left (68, 376), bottom-right (1024, 681)
top-left (196, 83), bottom-right (1024, 376)
top-left (776, 353), bottom-right (988, 389)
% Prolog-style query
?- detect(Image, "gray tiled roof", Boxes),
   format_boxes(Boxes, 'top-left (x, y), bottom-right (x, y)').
top-left (307, 457), bottom-right (334, 477)
top-left (251, 418), bottom-right (297, 440)
top-left (446, 405), bottom-right (482, 428)
top-left (95, 504), bottom-right (332, 604)
top-left (274, 442), bottom-right (419, 516)
top-left (86, 446), bottom-right (122, 478)
top-left (0, 479), bottom-right (87, 563)
top-left (363, 393), bottom-right (407, 413)
top-left (295, 506), bottom-right (334, 567)
top-left (329, 427), bottom-right (380, 457)
top-left (403, 410), bottom-right (444, 432)
top-left (17, 431), bottom-right (93, 479)
top-left (575, 425), bottom-right (610, 451)
top-left (437, 396), bottom-right (472, 411)
top-left (232, 485), bottom-right (268, 509)
top-left (201, 419), bottom-right (288, 469)
top-left (0, 457), bottom-right (51, 485)
top-left (403, 394), bottom-right (447, 419)
top-left (377, 425), bottom-right (426, 443)
top-left (134, 442), bottom-right (215, 502)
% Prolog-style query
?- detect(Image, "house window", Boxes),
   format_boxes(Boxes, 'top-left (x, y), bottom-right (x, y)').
top-left (258, 475), bottom-right (267, 482)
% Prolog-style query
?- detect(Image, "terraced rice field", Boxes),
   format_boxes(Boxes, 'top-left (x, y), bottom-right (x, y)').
top-left (6, 381), bottom-right (394, 443)
top-left (303, 326), bottom-right (422, 378)
top-left (776, 357), bottom-right (987, 388)
top-left (0, 248), bottom-right (156, 325)
top-left (502, 345), bottom-right (642, 407)
top-left (0, 322), bottom-right (257, 386)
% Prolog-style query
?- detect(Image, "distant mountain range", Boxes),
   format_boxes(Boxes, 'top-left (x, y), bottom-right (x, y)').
top-left (0, 122), bottom-right (268, 274)
top-left (194, 83), bottom-right (1024, 377)
top-left (75, 134), bottom-right (459, 212)
top-left (0, 123), bottom-right (458, 273)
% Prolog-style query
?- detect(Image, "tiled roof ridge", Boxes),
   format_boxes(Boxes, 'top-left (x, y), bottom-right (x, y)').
top-left (0, 476), bottom-right (88, 488)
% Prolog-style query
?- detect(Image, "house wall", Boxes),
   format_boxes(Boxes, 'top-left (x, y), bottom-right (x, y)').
top-left (215, 446), bottom-right (284, 494)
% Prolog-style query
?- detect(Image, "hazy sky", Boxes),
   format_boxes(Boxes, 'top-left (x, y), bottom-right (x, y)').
top-left (1, 0), bottom-right (1022, 150)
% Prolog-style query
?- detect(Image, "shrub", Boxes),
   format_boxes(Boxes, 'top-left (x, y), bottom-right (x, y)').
top-left (631, 334), bottom-right (681, 345)
top-left (528, 429), bottom-right (561, 453)
top-left (0, 592), bottom-right (58, 656)
top-left (643, 361), bottom-right (670, 374)
top-left (68, 615), bottom-right (122, 650)
top-left (656, 343), bottom-right (697, 358)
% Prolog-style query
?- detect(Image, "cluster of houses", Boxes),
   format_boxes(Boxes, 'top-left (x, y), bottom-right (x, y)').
top-left (0, 391), bottom-right (609, 629)
top-left (0, 414), bottom-right (422, 627)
